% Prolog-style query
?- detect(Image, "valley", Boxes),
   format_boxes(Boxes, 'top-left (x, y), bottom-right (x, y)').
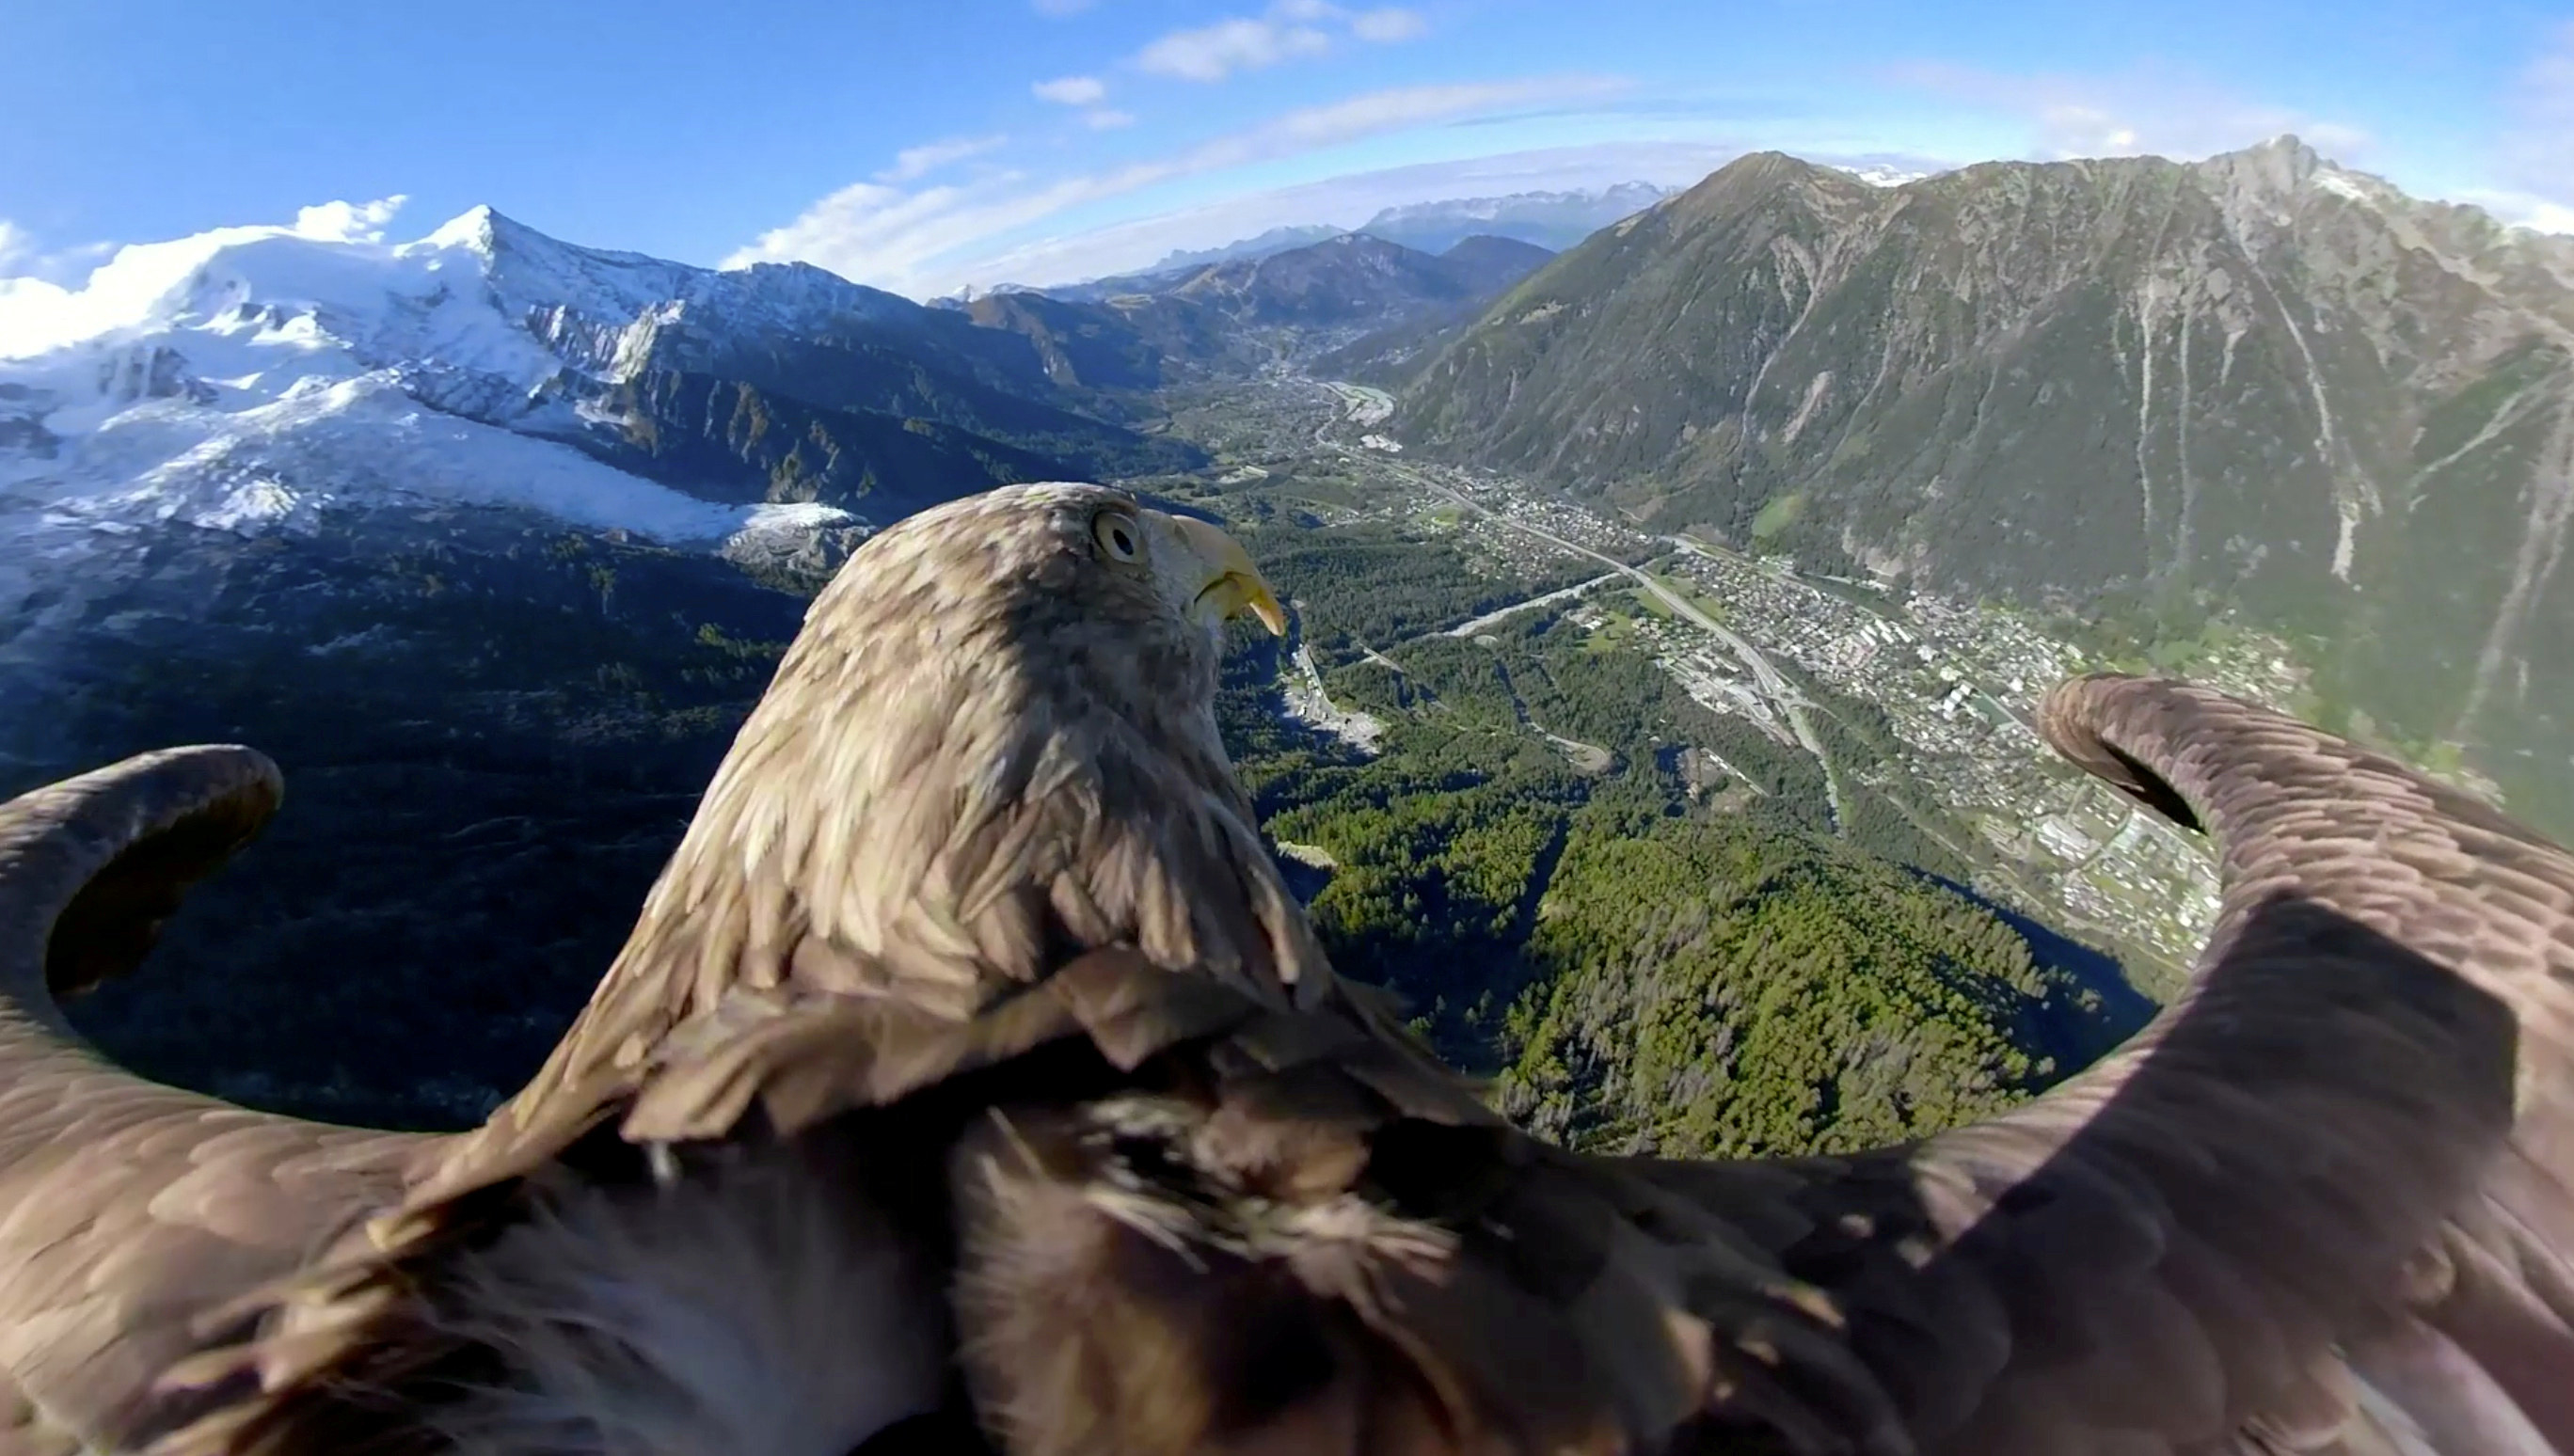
top-left (15, 17), bottom-right (2574, 1449)
top-left (1398, 140), bottom-right (2574, 836)
top-left (1145, 368), bottom-right (2252, 995)
top-left (3, 143), bottom-right (2556, 1162)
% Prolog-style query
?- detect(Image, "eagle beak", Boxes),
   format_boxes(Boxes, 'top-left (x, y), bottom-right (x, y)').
top-left (1166, 514), bottom-right (1289, 637)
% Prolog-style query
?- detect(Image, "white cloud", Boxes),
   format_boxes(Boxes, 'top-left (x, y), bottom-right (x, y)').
top-left (291, 195), bottom-right (409, 244)
top-left (876, 135), bottom-right (1006, 182)
top-left (1883, 60), bottom-right (2371, 165)
top-left (1349, 8), bottom-right (1428, 43)
top-left (1131, 1), bottom-right (1423, 83)
top-left (2517, 199), bottom-right (2574, 234)
top-left (0, 229), bottom-right (116, 293)
top-left (0, 196), bottom-right (413, 358)
top-left (723, 75), bottom-right (1625, 296)
top-left (1139, 15), bottom-right (1333, 82)
top-left (1084, 108), bottom-right (1138, 131)
top-left (1033, 74), bottom-right (1108, 106)
top-left (966, 139), bottom-right (1711, 286)
top-left (2458, 188), bottom-right (2574, 236)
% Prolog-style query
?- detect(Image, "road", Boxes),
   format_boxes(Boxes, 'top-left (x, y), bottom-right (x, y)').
top-left (1661, 532), bottom-right (2203, 867)
top-left (1395, 466), bottom-right (1848, 832)
top-left (1443, 573), bottom-right (1618, 638)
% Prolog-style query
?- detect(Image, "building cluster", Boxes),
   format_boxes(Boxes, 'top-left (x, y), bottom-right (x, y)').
top-left (1191, 372), bottom-right (2260, 977)
top-left (1598, 518), bottom-right (2227, 966)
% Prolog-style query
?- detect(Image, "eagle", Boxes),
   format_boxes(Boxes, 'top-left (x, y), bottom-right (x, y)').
top-left (0, 481), bottom-right (2565, 1456)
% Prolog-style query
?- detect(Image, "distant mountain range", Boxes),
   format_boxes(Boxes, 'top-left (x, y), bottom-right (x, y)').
top-left (1160, 231), bottom-right (1553, 325)
top-left (1394, 137), bottom-right (2574, 831)
top-left (1127, 224), bottom-right (1351, 277)
top-left (0, 204), bottom-right (1195, 544)
top-left (1054, 182), bottom-right (1666, 299)
top-left (1356, 181), bottom-right (1676, 255)
top-left (981, 231), bottom-right (1557, 380)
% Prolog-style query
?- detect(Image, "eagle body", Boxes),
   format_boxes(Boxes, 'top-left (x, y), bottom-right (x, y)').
top-left (386, 1132), bottom-right (942, 1456)
top-left (0, 482), bottom-right (2565, 1456)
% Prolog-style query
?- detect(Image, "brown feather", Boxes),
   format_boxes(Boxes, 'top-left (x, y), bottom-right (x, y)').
top-left (0, 748), bottom-right (431, 1449)
top-left (926, 673), bottom-right (2574, 1456)
top-left (14, 480), bottom-right (2573, 1456)
top-left (139, 485), bottom-right (1408, 1453)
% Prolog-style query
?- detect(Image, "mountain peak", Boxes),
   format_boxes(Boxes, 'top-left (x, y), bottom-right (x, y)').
top-left (424, 204), bottom-right (502, 252)
top-left (1401, 137), bottom-right (2574, 829)
top-left (2247, 132), bottom-right (2327, 164)
top-left (2199, 133), bottom-right (2331, 193)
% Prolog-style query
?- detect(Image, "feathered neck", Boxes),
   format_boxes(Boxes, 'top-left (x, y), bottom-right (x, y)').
top-left (580, 512), bottom-right (1327, 1050)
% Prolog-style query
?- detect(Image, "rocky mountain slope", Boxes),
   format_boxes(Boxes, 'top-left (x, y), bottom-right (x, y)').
top-left (1433, 234), bottom-right (1559, 294)
top-left (1398, 138), bottom-right (2574, 831)
top-left (1311, 235), bottom-right (1561, 388)
top-left (1159, 231), bottom-right (1549, 328)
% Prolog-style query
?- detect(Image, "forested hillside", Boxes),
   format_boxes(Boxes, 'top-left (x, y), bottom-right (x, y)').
top-left (1205, 494), bottom-right (2153, 1158)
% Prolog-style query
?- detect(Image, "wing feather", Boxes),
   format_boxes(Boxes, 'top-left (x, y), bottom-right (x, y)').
top-left (935, 674), bottom-right (2574, 1455)
top-left (0, 749), bottom-right (430, 1449)
top-left (1622, 673), bottom-right (2574, 1452)
top-left (99, 611), bottom-right (2574, 1456)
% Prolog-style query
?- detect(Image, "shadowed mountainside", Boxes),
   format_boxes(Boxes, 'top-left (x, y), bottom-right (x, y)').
top-left (1399, 138), bottom-right (2574, 833)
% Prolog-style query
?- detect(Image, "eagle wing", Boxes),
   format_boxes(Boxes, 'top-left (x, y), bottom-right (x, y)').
top-left (935, 674), bottom-right (2574, 1456)
top-left (0, 749), bottom-right (435, 1451)
top-left (131, 665), bottom-right (2574, 1456)
top-left (1606, 673), bottom-right (2574, 1452)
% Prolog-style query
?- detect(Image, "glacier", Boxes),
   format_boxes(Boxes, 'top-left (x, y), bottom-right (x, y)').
top-left (0, 198), bottom-right (930, 555)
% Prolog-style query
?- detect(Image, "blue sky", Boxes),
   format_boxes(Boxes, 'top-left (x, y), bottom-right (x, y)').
top-left (2, 0), bottom-right (2568, 297)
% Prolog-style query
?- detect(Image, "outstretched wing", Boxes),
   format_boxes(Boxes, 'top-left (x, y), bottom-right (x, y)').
top-left (1610, 673), bottom-right (2574, 1452)
top-left (0, 749), bottom-right (434, 1452)
top-left (938, 674), bottom-right (2574, 1456)
top-left (141, 669), bottom-right (2574, 1456)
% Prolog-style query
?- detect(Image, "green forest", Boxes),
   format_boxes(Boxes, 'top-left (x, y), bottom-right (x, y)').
top-left (30, 492), bottom-right (2154, 1156)
top-left (1209, 510), bottom-right (2152, 1160)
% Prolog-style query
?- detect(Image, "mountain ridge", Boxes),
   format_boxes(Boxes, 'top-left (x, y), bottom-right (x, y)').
top-left (0, 202), bottom-right (1197, 540)
top-left (1357, 181), bottom-right (1675, 255)
top-left (982, 230), bottom-right (1560, 378)
top-left (1047, 182), bottom-right (1664, 299)
top-left (1395, 135), bottom-right (2574, 832)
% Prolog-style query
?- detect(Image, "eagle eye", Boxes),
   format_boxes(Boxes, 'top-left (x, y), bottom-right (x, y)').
top-left (1091, 509), bottom-right (1143, 563)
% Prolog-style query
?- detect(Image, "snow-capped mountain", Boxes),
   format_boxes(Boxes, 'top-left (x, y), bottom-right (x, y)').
top-left (0, 201), bottom-right (1218, 810)
top-left (0, 202), bottom-right (1212, 1119)
top-left (0, 201), bottom-right (1154, 552)
top-left (1833, 163), bottom-right (1934, 188)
